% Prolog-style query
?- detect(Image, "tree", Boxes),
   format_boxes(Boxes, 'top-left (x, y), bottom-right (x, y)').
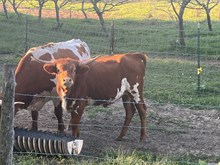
top-left (52, 0), bottom-right (70, 27)
top-left (170, 0), bottom-right (191, 47)
top-left (1, 0), bottom-right (9, 19)
top-left (27, 0), bottom-right (49, 21)
top-left (8, 0), bottom-right (25, 18)
top-left (81, 0), bottom-right (88, 19)
top-left (195, 0), bottom-right (220, 31)
top-left (90, 0), bottom-right (129, 32)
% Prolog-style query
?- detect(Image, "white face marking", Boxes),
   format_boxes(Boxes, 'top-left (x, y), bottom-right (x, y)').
top-left (114, 78), bottom-right (140, 103)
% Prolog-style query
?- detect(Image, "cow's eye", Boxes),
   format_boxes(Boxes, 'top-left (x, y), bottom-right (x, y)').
top-left (56, 68), bottom-right (60, 73)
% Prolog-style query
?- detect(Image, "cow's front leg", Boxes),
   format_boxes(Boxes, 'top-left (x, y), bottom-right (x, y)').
top-left (54, 102), bottom-right (65, 133)
top-left (70, 102), bottom-right (86, 138)
top-left (31, 111), bottom-right (38, 130)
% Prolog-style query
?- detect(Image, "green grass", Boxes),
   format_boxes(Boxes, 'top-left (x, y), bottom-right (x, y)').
top-left (145, 57), bottom-right (220, 108)
top-left (20, 0), bottom-right (220, 21)
top-left (13, 149), bottom-right (220, 165)
top-left (0, 13), bottom-right (220, 108)
top-left (13, 148), bottom-right (218, 165)
top-left (1, 2), bottom-right (220, 163)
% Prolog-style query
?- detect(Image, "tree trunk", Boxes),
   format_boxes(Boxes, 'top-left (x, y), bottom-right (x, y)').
top-left (38, 6), bottom-right (43, 21)
top-left (81, 0), bottom-right (87, 19)
top-left (12, 5), bottom-right (20, 18)
top-left (97, 12), bottom-right (106, 32)
top-left (178, 16), bottom-right (185, 46)
top-left (0, 65), bottom-right (16, 165)
top-left (206, 9), bottom-right (212, 31)
top-left (2, 0), bottom-right (9, 19)
top-left (91, 0), bottom-right (106, 32)
top-left (54, 1), bottom-right (60, 27)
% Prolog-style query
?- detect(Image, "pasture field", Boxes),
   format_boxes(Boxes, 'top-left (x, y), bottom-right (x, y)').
top-left (19, 0), bottom-right (220, 21)
top-left (0, 13), bottom-right (220, 108)
top-left (0, 1), bottom-right (220, 164)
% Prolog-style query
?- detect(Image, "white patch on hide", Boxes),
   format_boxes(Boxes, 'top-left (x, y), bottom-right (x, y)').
top-left (50, 77), bottom-right (57, 85)
top-left (31, 39), bottom-right (90, 61)
top-left (87, 98), bottom-right (96, 105)
top-left (114, 78), bottom-right (140, 103)
top-left (131, 83), bottom-right (140, 103)
top-left (61, 97), bottom-right (67, 112)
top-left (115, 78), bottom-right (130, 101)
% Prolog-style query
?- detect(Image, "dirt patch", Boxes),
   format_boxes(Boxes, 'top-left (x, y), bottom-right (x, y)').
top-left (14, 100), bottom-right (220, 158)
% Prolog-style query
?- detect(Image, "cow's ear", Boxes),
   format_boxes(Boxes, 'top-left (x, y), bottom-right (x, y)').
top-left (76, 65), bottom-right (89, 74)
top-left (43, 64), bottom-right (57, 75)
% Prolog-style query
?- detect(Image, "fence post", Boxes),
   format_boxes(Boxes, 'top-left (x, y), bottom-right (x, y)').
top-left (196, 23), bottom-right (201, 95)
top-left (25, 14), bottom-right (28, 52)
top-left (110, 21), bottom-right (115, 55)
top-left (0, 65), bottom-right (16, 165)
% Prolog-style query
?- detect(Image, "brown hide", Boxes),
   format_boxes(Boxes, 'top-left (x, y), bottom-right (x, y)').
top-left (4, 39), bottom-right (90, 132)
top-left (44, 52), bottom-right (148, 142)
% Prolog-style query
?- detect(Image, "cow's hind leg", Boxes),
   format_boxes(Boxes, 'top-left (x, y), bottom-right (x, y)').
top-left (54, 102), bottom-right (65, 133)
top-left (135, 99), bottom-right (147, 142)
top-left (31, 111), bottom-right (38, 130)
top-left (116, 94), bottom-right (136, 141)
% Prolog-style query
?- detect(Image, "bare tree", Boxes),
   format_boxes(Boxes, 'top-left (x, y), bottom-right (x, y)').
top-left (8, 0), bottom-right (25, 18)
top-left (28, 0), bottom-right (49, 21)
top-left (170, 0), bottom-right (191, 47)
top-left (52, 0), bottom-right (70, 27)
top-left (195, 0), bottom-right (220, 31)
top-left (81, 0), bottom-right (88, 19)
top-left (1, 0), bottom-right (9, 19)
top-left (90, 0), bottom-right (130, 32)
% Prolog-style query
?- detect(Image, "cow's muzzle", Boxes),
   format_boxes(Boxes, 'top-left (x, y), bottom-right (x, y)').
top-left (63, 77), bottom-right (73, 89)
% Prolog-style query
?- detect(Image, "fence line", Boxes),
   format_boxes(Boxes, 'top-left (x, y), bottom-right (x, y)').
top-left (21, 18), bottom-right (220, 109)
top-left (0, 65), bottom-right (16, 165)
top-left (13, 92), bottom-right (220, 110)
top-left (13, 117), bottom-right (220, 135)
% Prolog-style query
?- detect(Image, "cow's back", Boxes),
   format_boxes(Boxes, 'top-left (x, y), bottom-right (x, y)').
top-left (70, 52), bottom-right (147, 103)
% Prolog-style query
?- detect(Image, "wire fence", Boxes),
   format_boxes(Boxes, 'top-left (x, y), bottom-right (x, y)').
top-left (0, 13), bottom-right (220, 108)
top-left (24, 18), bottom-right (112, 55)
top-left (1, 10), bottom-right (220, 164)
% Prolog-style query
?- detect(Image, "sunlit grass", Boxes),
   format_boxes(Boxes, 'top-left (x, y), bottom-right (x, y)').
top-left (17, 0), bottom-right (220, 21)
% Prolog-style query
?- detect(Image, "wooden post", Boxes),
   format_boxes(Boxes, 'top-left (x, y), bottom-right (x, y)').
top-left (0, 65), bottom-right (16, 165)
top-left (110, 21), bottom-right (115, 55)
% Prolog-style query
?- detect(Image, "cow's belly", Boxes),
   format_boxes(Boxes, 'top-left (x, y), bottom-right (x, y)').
top-left (26, 88), bottom-right (59, 111)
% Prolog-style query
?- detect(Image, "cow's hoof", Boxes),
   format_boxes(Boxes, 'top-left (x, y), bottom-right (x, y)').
top-left (115, 137), bottom-right (123, 141)
top-left (139, 137), bottom-right (147, 143)
top-left (58, 126), bottom-right (65, 133)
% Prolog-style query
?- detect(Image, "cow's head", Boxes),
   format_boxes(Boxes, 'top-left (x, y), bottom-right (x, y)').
top-left (43, 57), bottom-right (99, 110)
top-left (43, 58), bottom-right (87, 96)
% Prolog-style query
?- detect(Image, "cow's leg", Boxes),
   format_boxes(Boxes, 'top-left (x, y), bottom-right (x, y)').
top-left (134, 99), bottom-right (147, 142)
top-left (116, 94), bottom-right (136, 141)
top-left (31, 111), bottom-right (38, 130)
top-left (54, 102), bottom-right (65, 133)
top-left (70, 102), bottom-right (86, 138)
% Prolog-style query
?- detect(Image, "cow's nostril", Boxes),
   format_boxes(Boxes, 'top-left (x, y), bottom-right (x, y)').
top-left (63, 79), bottom-right (66, 82)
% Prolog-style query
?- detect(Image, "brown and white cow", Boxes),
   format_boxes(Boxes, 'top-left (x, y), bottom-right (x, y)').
top-left (43, 52), bottom-right (148, 141)
top-left (0, 39), bottom-right (90, 132)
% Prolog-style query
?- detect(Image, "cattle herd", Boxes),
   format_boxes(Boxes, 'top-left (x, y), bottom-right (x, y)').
top-left (0, 39), bottom-right (148, 142)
